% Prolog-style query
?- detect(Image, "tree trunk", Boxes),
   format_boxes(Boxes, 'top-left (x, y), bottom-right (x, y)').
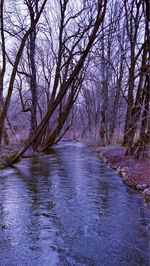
top-left (133, 0), bottom-right (150, 159)
top-left (99, 80), bottom-right (108, 146)
top-left (99, 28), bottom-right (109, 146)
top-left (134, 75), bottom-right (150, 159)
top-left (122, 0), bottom-right (142, 147)
top-left (122, 63), bottom-right (135, 146)
top-left (126, 42), bottom-right (147, 154)
top-left (29, 28), bottom-right (37, 134)
top-left (109, 58), bottom-right (123, 144)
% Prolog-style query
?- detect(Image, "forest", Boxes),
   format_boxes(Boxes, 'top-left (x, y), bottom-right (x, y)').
top-left (0, 1), bottom-right (150, 264)
top-left (0, 0), bottom-right (150, 163)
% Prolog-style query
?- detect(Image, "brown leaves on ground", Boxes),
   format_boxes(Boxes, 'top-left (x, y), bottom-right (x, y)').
top-left (94, 146), bottom-right (150, 201)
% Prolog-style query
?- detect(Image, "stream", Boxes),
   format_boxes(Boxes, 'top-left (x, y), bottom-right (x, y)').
top-left (0, 142), bottom-right (149, 266)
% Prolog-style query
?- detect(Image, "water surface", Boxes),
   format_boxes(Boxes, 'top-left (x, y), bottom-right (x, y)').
top-left (0, 142), bottom-right (149, 265)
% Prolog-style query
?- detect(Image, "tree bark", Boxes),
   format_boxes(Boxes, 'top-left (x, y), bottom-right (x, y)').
top-left (122, 0), bottom-right (142, 146)
top-left (133, 0), bottom-right (150, 159)
top-left (29, 28), bottom-right (37, 134)
top-left (126, 42), bottom-right (147, 154)
top-left (134, 75), bottom-right (150, 159)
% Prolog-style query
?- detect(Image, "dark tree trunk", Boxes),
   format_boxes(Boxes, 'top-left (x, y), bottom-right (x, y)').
top-left (99, 28), bottom-right (109, 146)
top-left (126, 42), bottom-right (147, 155)
top-left (133, 0), bottom-right (150, 159)
top-left (27, 2), bottom-right (38, 134)
top-left (122, 0), bottom-right (142, 147)
top-left (99, 80), bottom-right (108, 146)
top-left (29, 28), bottom-right (37, 134)
top-left (0, 72), bottom-right (3, 114)
top-left (109, 58), bottom-right (123, 144)
top-left (0, 0), bottom-right (5, 144)
top-left (134, 75), bottom-right (150, 159)
top-left (122, 63), bottom-right (135, 146)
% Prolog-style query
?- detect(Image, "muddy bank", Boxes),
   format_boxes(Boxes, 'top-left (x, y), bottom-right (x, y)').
top-left (93, 146), bottom-right (150, 202)
top-left (0, 144), bottom-right (34, 169)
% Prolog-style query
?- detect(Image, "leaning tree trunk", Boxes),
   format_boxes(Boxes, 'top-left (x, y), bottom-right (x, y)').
top-left (0, 0), bottom-right (5, 144)
top-left (8, 1), bottom-right (107, 165)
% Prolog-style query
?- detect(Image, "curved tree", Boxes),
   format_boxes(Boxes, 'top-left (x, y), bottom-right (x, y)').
top-left (10, 0), bottom-right (108, 164)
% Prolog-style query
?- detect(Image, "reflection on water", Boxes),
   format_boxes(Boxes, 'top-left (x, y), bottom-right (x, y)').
top-left (0, 142), bottom-right (149, 266)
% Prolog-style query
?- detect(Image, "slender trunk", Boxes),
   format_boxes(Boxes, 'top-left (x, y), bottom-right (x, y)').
top-left (126, 43), bottom-right (147, 154)
top-left (30, 28), bottom-right (37, 134)
top-left (122, 0), bottom-right (142, 146)
top-left (134, 76), bottom-right (150, 159)
top-left (133, 0), bottom-right (150, 159)
top-left (0, 0), bottom-right (5, 143)
top-left (0, 71), bottom-right (3, 113)
top-left (109, 57), bottom-right (123, 144)
top-left (122, 61), bottom-right (135, 146)
top-left (99, 29), bottom-right (108, 146)
top-left (99, 80), bottom-right (108, 146)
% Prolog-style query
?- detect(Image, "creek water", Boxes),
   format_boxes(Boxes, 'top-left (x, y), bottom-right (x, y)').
top-left (0, 142), bottom-right (149, 266)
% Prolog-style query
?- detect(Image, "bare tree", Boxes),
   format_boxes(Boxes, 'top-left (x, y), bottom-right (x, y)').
top-left (122, 0), bottom-right (144, 146)
top-left (25, 0), bottom-right (39, 134)
top-left (0, 0), bottom-right (5, 114)
top-left (10, 0), bottom-right (108, 164)
top-left (0, 0), bottom-right (47, 144)
top-left (133, 0), bottom-right (150, 159)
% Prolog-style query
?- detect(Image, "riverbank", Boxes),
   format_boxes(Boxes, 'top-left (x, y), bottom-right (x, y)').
top-left (93, 145), bottom-right (150, 202)
top-left (0, 144), bottom-right (33, 169)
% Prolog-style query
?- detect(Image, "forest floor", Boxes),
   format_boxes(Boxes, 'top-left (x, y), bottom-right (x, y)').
top-left (93, 145), bottom-right (150, 202)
